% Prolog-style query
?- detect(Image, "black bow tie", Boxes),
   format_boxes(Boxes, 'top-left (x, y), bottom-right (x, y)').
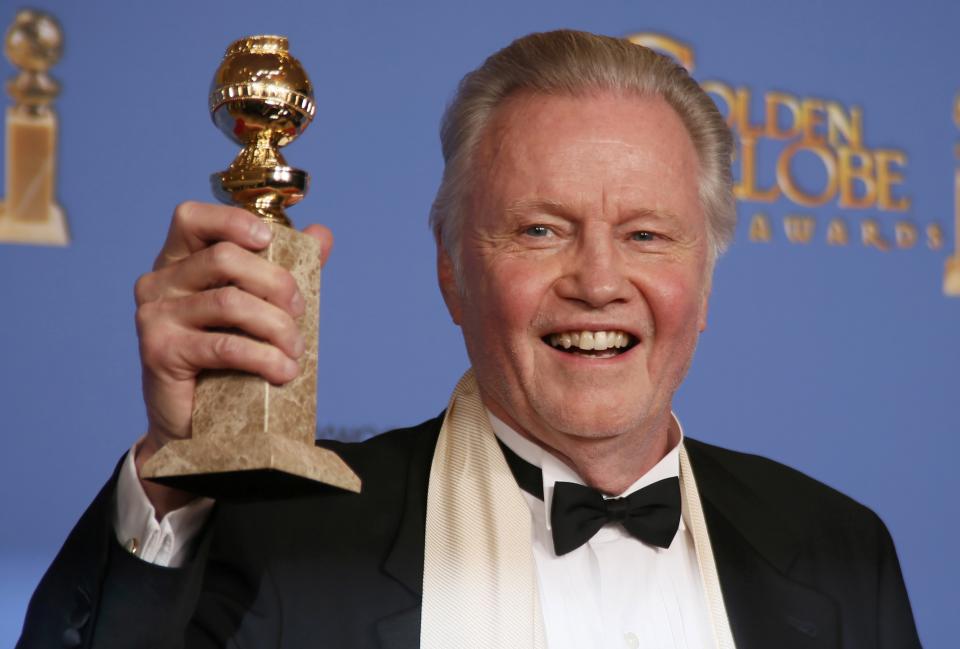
top-left (498, 439), bottom-right (682, 556)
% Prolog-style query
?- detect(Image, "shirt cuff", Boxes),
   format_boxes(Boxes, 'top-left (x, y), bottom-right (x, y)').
top-left (113, 439), bottom-right (215, 567)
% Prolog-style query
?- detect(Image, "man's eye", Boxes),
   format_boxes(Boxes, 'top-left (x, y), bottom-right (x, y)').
top-left (631, 231), bottom-right (656, 241)
top-left (524, 225), bottom-right (551, 237)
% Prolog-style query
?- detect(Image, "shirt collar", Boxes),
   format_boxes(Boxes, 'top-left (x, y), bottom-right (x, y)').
top-left (487, 410), bottom-right (685, 533)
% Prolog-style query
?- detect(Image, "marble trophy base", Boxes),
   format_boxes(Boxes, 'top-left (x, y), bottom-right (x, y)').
top-left (0, 201), bottom-right (69, 245)
top-left (0, 109), bottom-right (69, 246)
top-left (142, 224), bottom-right (361, 499)
top-left (945, 255), bottom-right (960, 296)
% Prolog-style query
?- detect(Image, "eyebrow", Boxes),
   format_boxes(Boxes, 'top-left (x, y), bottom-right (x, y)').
top-left (503, 199), bottom-right (681, 223)
top-left (503, 199), bottom-right (572, 218)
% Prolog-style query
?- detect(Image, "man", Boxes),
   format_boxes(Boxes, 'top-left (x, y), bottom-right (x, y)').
top-left (19, 30), bottom-right (920, 649)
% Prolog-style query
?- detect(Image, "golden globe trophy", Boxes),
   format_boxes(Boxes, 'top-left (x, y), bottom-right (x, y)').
top-left (0, 9), bottom-right (69, 246)
top-left (142, 36), bottom-right (361, 497)
top-left (945, 94), bottom-right (960, 296)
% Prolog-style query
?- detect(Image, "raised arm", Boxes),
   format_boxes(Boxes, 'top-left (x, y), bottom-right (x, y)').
top-left (134, 201), bottom-right (331, 517)
top-left (17, 202), bottom-right (332, 648)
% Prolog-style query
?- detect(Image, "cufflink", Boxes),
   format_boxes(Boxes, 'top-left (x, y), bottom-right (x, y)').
top-left (124, 537), bottom-right (139, 556)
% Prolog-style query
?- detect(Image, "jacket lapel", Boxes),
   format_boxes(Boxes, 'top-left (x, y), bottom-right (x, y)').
top-left (375, 415), bottom-right (442, 649)
top-left (686, 440), bottom-right (840, 649)
top-left (370, 423), bottom-right (842, 649)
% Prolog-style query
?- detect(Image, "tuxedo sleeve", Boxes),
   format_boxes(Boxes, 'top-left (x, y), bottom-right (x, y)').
top-left (874, 514), bottom-right (922, 649)
top-left (16, 459), bottom-right (211, 649)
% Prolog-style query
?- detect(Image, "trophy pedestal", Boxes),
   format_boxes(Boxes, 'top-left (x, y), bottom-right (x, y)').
top-left (142, 433), bottom-right (359, 499)
top-left (945, 255), bottom-right (960, 296)
top-left (0, 201), bottom-right (69, 245)
top-left (0, 109), bottom-right (69, 246)
top-left (142, 225), bottom-right (361, 498)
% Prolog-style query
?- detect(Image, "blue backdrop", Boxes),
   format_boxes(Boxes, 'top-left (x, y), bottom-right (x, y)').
top-left (1, 1), bottom-right (957, 646)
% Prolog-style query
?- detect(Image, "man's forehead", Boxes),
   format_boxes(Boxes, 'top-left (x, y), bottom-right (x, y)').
top-left (471, 92), bottom-right (701, 203)
top-left (476, 90), bottom-right (696, 163)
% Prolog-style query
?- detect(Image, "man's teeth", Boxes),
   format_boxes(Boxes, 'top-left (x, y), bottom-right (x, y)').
top-left (548, 331), bottom-right (632, 352)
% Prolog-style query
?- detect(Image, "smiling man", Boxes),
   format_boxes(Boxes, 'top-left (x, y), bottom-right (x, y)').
top-left (441, 90), bottom-right (711, 495)
top-left (19, 30), bottom-right (920, 649)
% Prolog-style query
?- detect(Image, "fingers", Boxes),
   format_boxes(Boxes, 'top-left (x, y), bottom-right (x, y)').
top-left (138, 295), bottom-right (303, 380)
top-left (140, 321), bottom-right (301, 387)
top-left (188, 330), bottom-right (302, 384)
top-left (177, 286), bottom-right (305, 359)
top-left (155, 202), bottom-right (273, 271)
top-left (135, 241), bottom-right (304, 315)
top-left (138, 201), bottom-right (334, 386)
top-left (303, 223), bottom-right (334, 266)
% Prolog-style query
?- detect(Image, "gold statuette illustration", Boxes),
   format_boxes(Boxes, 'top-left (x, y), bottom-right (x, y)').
top-left (141, 36), bottom-right (361, 497)
top-left (0, 9), bottom-right (69, 246)
top-left (945, 94), bottom-right (960, 296)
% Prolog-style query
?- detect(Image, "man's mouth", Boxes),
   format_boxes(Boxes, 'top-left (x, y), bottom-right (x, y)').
top-left (543, 330), bottom-right (637, 358)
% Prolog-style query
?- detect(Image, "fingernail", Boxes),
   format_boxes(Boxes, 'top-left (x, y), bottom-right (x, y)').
top-left (251, 221), bottom-right (272, 244)
top-left (293, 335), bottom-right (306, 357)
top-left (290, 291), bottom-right (304, 314)
top-left (285, 358), bottom-right (301, 376)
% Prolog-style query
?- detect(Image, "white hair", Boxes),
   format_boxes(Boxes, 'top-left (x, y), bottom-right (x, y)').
top-left (429, 29), bottom-right (735, 276)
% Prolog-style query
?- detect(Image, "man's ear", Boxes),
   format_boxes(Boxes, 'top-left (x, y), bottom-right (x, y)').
top-left (437, 245), bottom-right (463, 325)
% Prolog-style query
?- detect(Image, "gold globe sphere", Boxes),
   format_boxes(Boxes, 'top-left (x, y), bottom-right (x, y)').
top-left (4, 10), bottom-right (63, 113)
top-left (4, 9), bottom-right (63, 72)
top-left (210, 35), bottom-right (315, 149)
top-left (210, 36), bottom-right (316, 226)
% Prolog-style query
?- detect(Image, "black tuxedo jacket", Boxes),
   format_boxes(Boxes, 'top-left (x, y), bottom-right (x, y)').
top-left (18, 414), bottom-right (921, 649)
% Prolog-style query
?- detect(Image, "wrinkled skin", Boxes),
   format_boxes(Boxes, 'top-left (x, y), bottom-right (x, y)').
top-left (438, 91), bottom-right (712, 493)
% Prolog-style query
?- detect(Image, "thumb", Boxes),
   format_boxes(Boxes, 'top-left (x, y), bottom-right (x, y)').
top-left (303, 224), bottom-right (334, 266)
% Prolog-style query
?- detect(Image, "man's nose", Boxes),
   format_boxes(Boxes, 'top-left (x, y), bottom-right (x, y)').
top-left (554, 233), bottom-right (632, 308)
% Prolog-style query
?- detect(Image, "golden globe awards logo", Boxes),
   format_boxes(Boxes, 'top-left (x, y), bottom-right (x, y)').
top-left (627, 32), bottom-right (960, 296)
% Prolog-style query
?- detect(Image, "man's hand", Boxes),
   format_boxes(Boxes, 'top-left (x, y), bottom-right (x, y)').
top-left (133, 202), bottom-right (333, 517)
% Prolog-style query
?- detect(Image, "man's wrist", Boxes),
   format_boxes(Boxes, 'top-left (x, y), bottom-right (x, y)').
top-left (134, 434), bottom-right (197, 520)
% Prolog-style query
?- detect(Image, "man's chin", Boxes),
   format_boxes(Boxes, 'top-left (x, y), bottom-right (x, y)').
top-left (530, 400), bottom-right (659, 445)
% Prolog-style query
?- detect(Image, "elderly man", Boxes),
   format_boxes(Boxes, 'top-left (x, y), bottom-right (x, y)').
top-left (19, 30), bottom-right (919, 649)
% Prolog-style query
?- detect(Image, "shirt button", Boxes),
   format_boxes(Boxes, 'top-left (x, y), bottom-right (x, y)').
top-left (61, 627), bottom-right (82, 647)
top-left (624, 631), bottom-right (639, 649)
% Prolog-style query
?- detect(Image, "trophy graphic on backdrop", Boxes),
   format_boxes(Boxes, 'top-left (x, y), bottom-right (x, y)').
top-left (0, 9), bottom-right (69, 246)
top-left (141, 36), bottom-right (361, 497)
top-left (944, 94), bottom-right (960, 296)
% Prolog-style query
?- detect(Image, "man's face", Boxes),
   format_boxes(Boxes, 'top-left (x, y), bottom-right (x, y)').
top-left (439, 90), bottom-right (711, 460)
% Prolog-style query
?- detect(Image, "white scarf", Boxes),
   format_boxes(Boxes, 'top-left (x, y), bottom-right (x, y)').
top-left (420, 370), bottom-right (735, 649)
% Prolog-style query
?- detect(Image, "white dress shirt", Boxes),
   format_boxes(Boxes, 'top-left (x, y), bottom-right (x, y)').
top-left (489, 412), bottom-right (714, 649)
top-left (116, 415), bottom-right (715, 648)
top-left (114, 442), bottom-right (213, 566)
